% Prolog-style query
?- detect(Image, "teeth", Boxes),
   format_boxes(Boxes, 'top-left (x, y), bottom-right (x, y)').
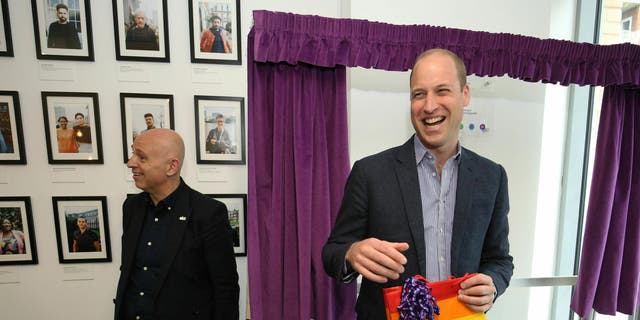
top-left (424, 116), bottom-right (444, 124)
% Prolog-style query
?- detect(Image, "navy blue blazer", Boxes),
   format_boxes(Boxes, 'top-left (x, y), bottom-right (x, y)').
top-left (114, 182), bottom-right (239, 320)
top-left (322, 137), bottom-right (513, 320)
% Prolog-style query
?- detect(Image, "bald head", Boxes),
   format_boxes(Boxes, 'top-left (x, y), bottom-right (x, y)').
top-left (138, 128), bottom-right (185, 171)
top-left (128, 129), bottom-right (185, 202)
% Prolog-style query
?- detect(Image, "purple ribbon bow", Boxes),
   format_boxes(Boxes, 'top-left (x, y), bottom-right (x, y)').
top-left (398, 276), bottom-right (440, 320)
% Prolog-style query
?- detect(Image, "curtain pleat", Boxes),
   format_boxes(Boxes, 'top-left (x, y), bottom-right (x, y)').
top-left (247, 27), bottom-right (357, 319)
top-left (571, 86), bottom-right (640, 316)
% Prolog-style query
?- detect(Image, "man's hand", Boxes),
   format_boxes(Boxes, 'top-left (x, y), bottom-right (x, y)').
top-left (345, 238), bottom-right (409, 283)
top-left (458, 273), bottom-right (497, 312)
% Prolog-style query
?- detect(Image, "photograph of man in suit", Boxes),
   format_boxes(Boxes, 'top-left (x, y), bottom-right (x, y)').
top-left (322, 48), bottom-right (513, 319)
top-left (114, 128), bottom-right (239, 319)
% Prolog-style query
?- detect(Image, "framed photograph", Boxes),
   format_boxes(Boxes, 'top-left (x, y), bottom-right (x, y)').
top-left (42, 91), bottom-right (103, 164)
top-left (30, 0), bottom-right (94, 61)
top-left (120, 93), bottom-right (174, 162)
top-left (188, 0), bottom-right (241, 64)
top-left (0, 0), bottom-right (14, 57)
top-left (52, 196), bottom-right (111, 263)
top-left (195, 95), bottom-right (245, 164)
top-left (111, 0), bottom-right (170, 62)
top-left (0, 91), bottom-right (26, 164)
top-left (207, 194), bottom-right (246, 256)
top-left (0, 197), bottom-right (38, 265)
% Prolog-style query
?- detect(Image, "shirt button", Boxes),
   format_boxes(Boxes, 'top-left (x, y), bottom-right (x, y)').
top-left (143, 266), bottom-right (148, 271)
top-left (147, 241), bottom-right (152, 246)
top-left (432, 172), bottom-right (436, 177)
top-left (136, 316), bottom-right (140, 320)
top-left (168, 206), bottom-right (172, 210)
top-left (154, 217), bottom-right (159, 222)
top-left (439, 257), bottom-right (445, 262)
top-left (139, 292), bottom-right (144, 296)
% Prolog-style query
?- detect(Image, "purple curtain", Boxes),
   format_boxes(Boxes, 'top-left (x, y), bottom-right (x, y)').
top-left (248, 10), bottom-right (640, 318)
top-left (571, 86), bottom-right (640, 316)
top-left (251, 10), bottom-right (640, 85)
top-left (247, 29), bottom-right (356, 319)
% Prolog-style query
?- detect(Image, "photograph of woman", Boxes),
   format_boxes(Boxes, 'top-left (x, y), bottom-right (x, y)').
top-left (0, 218), bottom-right (26, 254)
top-left (56, 116), bottom-right (78, 153)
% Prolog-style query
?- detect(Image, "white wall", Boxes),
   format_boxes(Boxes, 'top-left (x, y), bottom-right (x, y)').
top-left (0, 0), bottom-right (576, 319)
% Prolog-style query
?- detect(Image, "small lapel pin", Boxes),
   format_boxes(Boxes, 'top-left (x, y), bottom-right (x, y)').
top-left (179, 216), bottom-right (187, 221)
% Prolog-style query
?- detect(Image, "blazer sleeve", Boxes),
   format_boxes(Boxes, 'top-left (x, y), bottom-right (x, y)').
top-left (201, 200), bottom-right (240, 320)
top-left (478, 164), bottom-right (513, 297)
top-left (322, 160), bottom-right (370, 280)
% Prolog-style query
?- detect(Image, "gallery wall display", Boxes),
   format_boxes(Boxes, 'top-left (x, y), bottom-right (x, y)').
top-left (194, 95), bottom-right (246, 164)
top-left (207, 194), bottom-right (246, 256)
top-left (41, 91), bottom-right (103, 164)
top-left (120, 93), bottom-right (175, 163)
top-left (30, 0), bottom-right (94, 61)
top-left (0, 0), bottom-right (14, 57)
top-left (52, 196), bottom-right (111, 263)
top-left (188, 0), bottom-right (242, 65)
top-left (0, 91), bottom-right (26, 164)
top-left (112, 0), bottom-right (170, 62)
top-left (0, 197), bottom-right (38, 265)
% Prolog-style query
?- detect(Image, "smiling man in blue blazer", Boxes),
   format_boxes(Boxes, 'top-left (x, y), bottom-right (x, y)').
top-left (114, 129), bottom-right (239, 320)
top-left (322, 49), bottom-right (513, 319)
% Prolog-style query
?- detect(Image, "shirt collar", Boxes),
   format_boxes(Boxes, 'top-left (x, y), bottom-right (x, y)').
top-left (413, 135), bottom-right (462, 165)
top-left (144, 179), bottom-right (186, 209)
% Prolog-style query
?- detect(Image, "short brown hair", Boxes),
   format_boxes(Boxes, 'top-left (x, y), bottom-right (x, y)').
top-left (56, 3), bottom-right (69, 11)
top-left (410, 48), bottom-right (467, 90)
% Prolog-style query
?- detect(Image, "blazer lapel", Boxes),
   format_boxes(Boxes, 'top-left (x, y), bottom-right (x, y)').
top-left (394, 137), bottom-right (427, 275)
top-left (154, 185), bottom-right (191, 299)
top-left (450, 148), bottom-right (475, 275)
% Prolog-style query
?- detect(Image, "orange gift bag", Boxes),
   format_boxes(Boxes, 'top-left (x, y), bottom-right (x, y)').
top-left (383, 274), bottom-right (487, 320)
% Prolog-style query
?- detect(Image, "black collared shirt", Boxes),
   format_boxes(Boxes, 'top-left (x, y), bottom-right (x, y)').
top-left (121, 183), bottom-right (186, 320)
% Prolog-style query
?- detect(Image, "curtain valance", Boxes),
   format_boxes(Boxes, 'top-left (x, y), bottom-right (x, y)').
top-left (252, 10), bottom-right (640, 86)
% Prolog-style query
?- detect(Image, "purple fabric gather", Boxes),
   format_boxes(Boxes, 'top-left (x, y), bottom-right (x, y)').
top-left (398, 276), bottom-right (440, 320)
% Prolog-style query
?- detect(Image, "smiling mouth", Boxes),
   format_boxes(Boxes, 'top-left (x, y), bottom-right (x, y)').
top-left (424, 116), bottom-right (445, 126)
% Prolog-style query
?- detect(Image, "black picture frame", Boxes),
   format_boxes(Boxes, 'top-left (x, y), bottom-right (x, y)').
top-left (41, 91), bottom-right (103, 164)
top-left (0, 91), bottom-right (27, 164)
top-left (0, 197), bottom-right (38, 265)
top-left (206, 194), bottom-right (246, 256)
top-left (0, 0), bottom-right (14, 57)
top-left (194, 95), bottom-right (245, 164)
top-left (52, 196), bottom-right (111, 263)
top-left (30, 0), bottom-right (94, 61)
top-left (111, 0), bottom-right (170, 62)
top-left (120, 92), bottom-right (174, 163)
top-left (188, 0), bottom-right (242, 65)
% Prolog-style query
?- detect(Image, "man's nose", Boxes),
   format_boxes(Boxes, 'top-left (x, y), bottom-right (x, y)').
top-left (422, 95), bottom-right (439, 113)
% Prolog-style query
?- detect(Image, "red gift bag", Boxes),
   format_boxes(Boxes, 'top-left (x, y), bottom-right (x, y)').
top-left (383, 274), bottom-right (487, 320)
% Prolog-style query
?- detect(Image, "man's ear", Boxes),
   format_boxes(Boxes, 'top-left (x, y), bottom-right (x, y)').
top-left (166, 158), bottom-right (180, 176)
